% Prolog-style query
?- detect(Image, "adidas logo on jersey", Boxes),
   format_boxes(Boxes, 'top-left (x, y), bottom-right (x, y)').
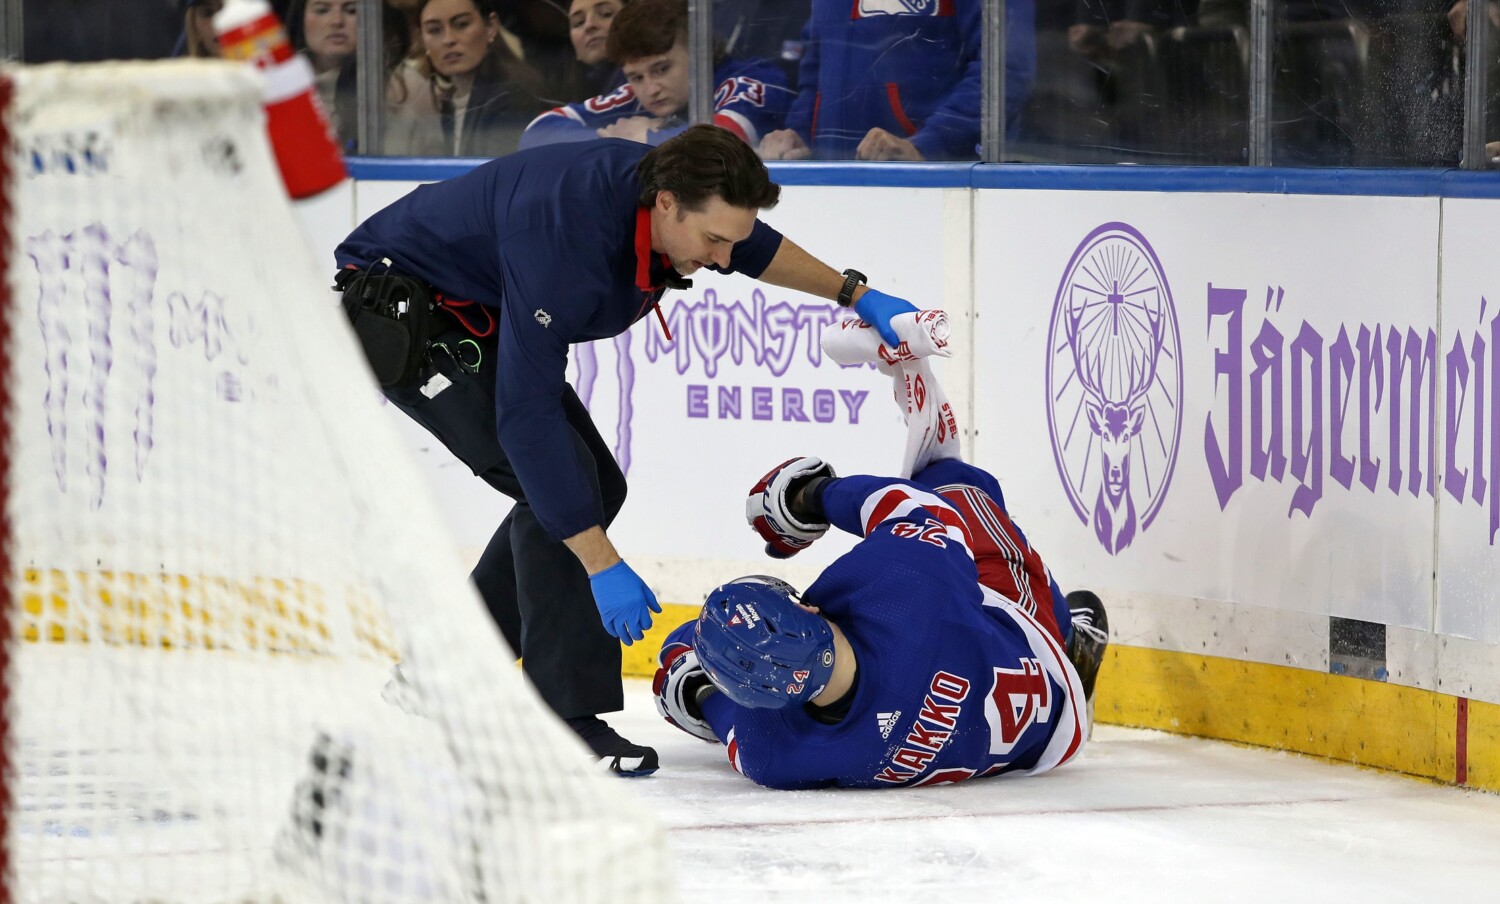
top-left (876, 711), bottom-right (902, 739)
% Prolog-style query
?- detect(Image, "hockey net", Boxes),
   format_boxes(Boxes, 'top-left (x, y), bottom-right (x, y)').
top-left (0, 60), bottom-right (669, 903)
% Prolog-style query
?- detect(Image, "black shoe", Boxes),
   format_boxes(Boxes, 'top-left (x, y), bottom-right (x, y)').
top-left (566, 716), bottom-right (659, 778)
top-left (1064, 590), bottom-right (1110, 705)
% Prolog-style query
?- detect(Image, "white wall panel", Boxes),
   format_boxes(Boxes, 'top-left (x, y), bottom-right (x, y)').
top-left (1435, 198), bottom-right (1500, 646)
top-left (972, 190), bottom-right (1441, 631)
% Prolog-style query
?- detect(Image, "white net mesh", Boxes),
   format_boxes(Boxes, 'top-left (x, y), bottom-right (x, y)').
top-left (3, 60), bottom-right (669, 903)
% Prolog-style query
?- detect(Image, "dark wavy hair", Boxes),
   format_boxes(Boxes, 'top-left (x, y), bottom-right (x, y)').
top-left (637, 124), bottom-right (781, 212)
top-left (413, 0), bottom-right (550, 112)
top-left (605, 0), bottom-right (723, 66)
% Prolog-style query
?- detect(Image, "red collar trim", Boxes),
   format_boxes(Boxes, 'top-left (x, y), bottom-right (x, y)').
top-left (635, 205), bottom-right (676, 291)
top-left (634, 206), bottom-right (656, 293)
top-left (635, 205), bottom-right (675, 343)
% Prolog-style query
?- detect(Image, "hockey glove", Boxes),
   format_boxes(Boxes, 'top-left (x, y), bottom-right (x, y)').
top-left (853, 288), bottom-right (919, 348)
top-left (588, 560), bottom-right (662, 645)
top-left (746, 456), bottom-right (836, 558)
top-left (652, 642), bottom-right (719, 743)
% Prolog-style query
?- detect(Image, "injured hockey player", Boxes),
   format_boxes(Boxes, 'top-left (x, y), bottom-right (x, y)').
top-left (651, 309), bottom-right (1111, 789)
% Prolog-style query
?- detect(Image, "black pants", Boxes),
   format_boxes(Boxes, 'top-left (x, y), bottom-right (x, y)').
top-left (385, 326), bottom-right (627, 719)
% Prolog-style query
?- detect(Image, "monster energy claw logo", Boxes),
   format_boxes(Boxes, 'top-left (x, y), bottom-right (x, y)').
top-left (1046, 223), bottom-right (1183, 555)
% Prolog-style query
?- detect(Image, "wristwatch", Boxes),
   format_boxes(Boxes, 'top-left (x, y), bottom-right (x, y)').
top-left (836, 268), bottom-right (867, 308)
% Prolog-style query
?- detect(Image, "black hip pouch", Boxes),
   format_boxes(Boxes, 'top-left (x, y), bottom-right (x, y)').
top-left (335, 261), bottom-right (438, 389)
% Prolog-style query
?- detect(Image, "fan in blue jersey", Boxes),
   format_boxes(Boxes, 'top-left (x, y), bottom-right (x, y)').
top-left (652, 452), bottom-right (1110, 789)
top-left (519, 0), bottom-right (793, 150)
top-left (758, 0), bottom-right (1037, 161)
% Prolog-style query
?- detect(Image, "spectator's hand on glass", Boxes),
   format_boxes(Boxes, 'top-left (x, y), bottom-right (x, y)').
top-left (1067, 23), bottom-right (1106, 58)
top-left (856, 128), bottom-right (924, 162)
top-left (596, 116), bottom-right (660, 143)
top-left (1107, 20), bottom-right (1153, 51)
top-left (759, 129), bottom-right (812, 160)
top-left (1449, 0), bottom-right (1500, 38)
top-left (1487, 140), bottom-right (1500, 166)
top-left (1449, 0), bottom-right (1466, 36)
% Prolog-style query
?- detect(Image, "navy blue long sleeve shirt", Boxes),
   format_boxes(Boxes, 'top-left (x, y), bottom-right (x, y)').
top-left (336, 139), bottom-right (785, 540)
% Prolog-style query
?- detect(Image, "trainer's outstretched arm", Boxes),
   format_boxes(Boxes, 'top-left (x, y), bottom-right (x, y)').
top-left (756, 237), bottom-right (918, 347)
top-left (756, 237), bottom-right (869, 305)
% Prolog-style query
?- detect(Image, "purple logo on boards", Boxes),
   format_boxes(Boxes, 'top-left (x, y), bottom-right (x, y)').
top-left (1046, 223), bottom-right (1183, 555)
top-left (575, 289), bottom-right (873, 476)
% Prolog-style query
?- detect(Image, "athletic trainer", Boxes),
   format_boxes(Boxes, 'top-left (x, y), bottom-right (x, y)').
top-left (334, 125), bottom-right (919, 774)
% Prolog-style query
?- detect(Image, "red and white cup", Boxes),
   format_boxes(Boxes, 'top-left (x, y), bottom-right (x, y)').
top-left (214, 0), bottom-right (347, 199)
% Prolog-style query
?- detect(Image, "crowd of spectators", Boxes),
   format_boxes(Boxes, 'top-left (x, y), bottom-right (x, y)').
top-left (19, 0), bottom-right (1500, 165)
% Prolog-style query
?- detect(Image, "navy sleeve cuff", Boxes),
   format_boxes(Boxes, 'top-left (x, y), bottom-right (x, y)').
top-left (726, 218), bottom-right (784, 278)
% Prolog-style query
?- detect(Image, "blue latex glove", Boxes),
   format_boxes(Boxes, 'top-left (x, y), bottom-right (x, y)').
top-left (588, 560), bottom-right (662, 645)
top-left (853, 288), bottom-right (919, 347)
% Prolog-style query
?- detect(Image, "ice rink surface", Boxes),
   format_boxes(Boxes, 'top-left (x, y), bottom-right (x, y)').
top-left (613, 679), bottom-right (1500, 904)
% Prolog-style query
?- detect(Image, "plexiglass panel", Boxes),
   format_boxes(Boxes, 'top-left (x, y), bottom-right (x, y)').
top-left (757, 0), bottom-right (999, 162)
top-left (1022, 1), bottom-right (1243, 164)
top-left (1471, 0), bottom-right (1500, 167)
top-left (711, 0), bottom-right (803, 152)
top-left (14, 0), bottom-right (1498, 167)
top-left (488, 0), bottom-right (800, 158)
top-left (24, 0), bottom-right (184, 62)
top-left (1268, 0), bottom-right (1469, 167)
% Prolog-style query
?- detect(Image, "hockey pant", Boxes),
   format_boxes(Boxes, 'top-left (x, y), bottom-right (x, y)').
top-left (911, 458), bottom-right (1071, 646)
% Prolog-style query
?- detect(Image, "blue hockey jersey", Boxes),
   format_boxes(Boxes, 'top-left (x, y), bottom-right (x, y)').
top-left (659, 471), bottom-right (1088, 790)
top-left (785, 0), bottom-right (1037, 159)
top-left (519, 57), bottom-right (794, 150)
top-left (334, 140), bottom-right (784, 542)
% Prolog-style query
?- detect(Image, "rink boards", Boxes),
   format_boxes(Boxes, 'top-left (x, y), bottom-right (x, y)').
top-left (306, 161), bottom-right (1500, 791)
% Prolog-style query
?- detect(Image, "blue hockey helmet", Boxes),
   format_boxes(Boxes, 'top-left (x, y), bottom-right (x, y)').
top-left (694, 575), bottom-right (836, 710)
